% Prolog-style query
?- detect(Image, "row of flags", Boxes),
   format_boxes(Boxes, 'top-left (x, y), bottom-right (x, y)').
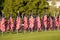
top-left (0, 13), bottom-right (60, 32)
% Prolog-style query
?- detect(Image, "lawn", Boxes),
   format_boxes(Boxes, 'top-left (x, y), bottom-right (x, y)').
top-left (0, 30), bottom-right (60, 40)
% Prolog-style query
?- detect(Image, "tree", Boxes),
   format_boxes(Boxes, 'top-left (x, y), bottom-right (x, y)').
top-left (2, 0), bottom-right (49, 18)
top-left (0, 0), bottom-right (4, 17)
top-left (49, 0), bottom-right (59, 17)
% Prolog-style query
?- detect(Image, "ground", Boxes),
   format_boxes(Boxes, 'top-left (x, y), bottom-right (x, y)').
top-left (0, 30), bottom-right (60, 40)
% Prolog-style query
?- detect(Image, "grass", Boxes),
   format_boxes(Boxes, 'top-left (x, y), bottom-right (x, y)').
top-left (0, 30), bottom-right (60, 40)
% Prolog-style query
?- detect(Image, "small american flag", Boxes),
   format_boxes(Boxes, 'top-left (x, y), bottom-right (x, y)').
top-left (7, 20), bottom-right (10, 30)
top-left (43, 15), bottom-right (47, 28)
top-left (49, 17), bottom-right (53, 28)
top-left (1, 17), bottom-right (6, 32)
top-left (16, 16), bottom-right (20, 30)
top-left (55, 17), bottom-right (59, 27)
top-left (58, 16), bottom-right (60, 27)
top-left (9, 17), bottom-right (14, 31)
top-left (23, 16), bottom-right (28, 30)
top-left (36, 16), bottom-right (41, 29)
top-left (29, 16), bottom-right (34, 29)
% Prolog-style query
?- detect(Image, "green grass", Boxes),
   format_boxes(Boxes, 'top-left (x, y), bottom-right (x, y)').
top-left (0, 30), bottom-right (60, 40)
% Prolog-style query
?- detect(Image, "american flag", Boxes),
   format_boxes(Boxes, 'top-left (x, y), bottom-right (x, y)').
top-left (16, 16), bottom-right (20, 30)
top-left (54, 17), bottom-right (59, 27)
top-left (23, 16), bottom-right (28, 30)
top-left (43, 15), bottom-right (47, 28)
top-left (0, 17), bottom-right (6, 32)
top-left (58, 15), bottom-right (60, 27)
top-left (9, 16), bottom-right (14, 31)
top-left (49, 17), bottom-right (53, 28)
top-left (29, 16), bottom-right (34, 29)
top-left (7, 20), bottom-right (10, 31)
top-left (0, 19), bottom-right (1, 30)
top-left (36, 16), bottom-right (41, 29)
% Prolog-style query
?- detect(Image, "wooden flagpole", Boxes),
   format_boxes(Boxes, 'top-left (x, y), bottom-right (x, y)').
top-left (1, 11), bottom-right (4, 36)
top-left (16, 11), bottom-right (20, 35)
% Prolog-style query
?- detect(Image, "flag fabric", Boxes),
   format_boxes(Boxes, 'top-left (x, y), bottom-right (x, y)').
top-left (54, 17), bottom-right (59, 27)
top-left (23, 16), bottom-right (28, 30)
top-left (47, 17), bottom-right (53, 30)
top-left (57, 15), bottom-right (60, 29)
top-left (49, 17), bottom-right (53, 28)
top-left (43, 15), bottom-right (47, 28)
top-left (47, 17), bottom-right (50, 28)
top-left (0, 17), bottom-right (6, 32)
top-left (29, 16), bottom-right (34, 29)
top-left (1, 13), bottom-right (60, 32)
top-left (58, 15), bottom-right (60, 27)
top-left (7, 20), bottom-right (10, 31)
top-left (0, 19), bottom-right (1, 30)
top-left (36, 16), bottom-right (41, 29)
top-left (9, 17), bottom-right (14, 31)
top-left (16, 16), bottom-right (20, 30)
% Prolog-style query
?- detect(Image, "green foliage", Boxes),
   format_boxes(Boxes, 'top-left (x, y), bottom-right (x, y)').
top-left (49, 6), bottom-right (59, 17)
top-left (0, 0), bottom-right (4, 11)
top-left (2, 0), bottom-right (49, 18)
top-left (48, 0), bottom-right (59, 17)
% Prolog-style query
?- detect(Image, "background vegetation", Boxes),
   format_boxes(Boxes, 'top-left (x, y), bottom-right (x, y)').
top-left (0, 0), bottom-right (60, 18)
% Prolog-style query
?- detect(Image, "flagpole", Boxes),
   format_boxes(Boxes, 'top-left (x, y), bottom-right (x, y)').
top-left (54, 12), bottom-right (55, 17)
top-left (31, 11), bottom-right (33, 32)
top-left (1, 11), bottom-right (4, 36)
top-left (17, 30), bottom-right (18, 35)
top-left (9, 12), bottom-right (12, 34)
top-left (10, 12), bottom-right (13, 32)
top-left (16, 11), bottom-right (20, 35)
top-left (2, 31), bottom-right (3, 36)
top-left (37, 10), bottom-right (40, 32)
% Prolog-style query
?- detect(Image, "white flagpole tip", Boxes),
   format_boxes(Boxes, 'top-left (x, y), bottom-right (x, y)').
top-left (2, 11), bottom-right (4, 14)
top-left (18, 11), bottom-right (19, 13)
